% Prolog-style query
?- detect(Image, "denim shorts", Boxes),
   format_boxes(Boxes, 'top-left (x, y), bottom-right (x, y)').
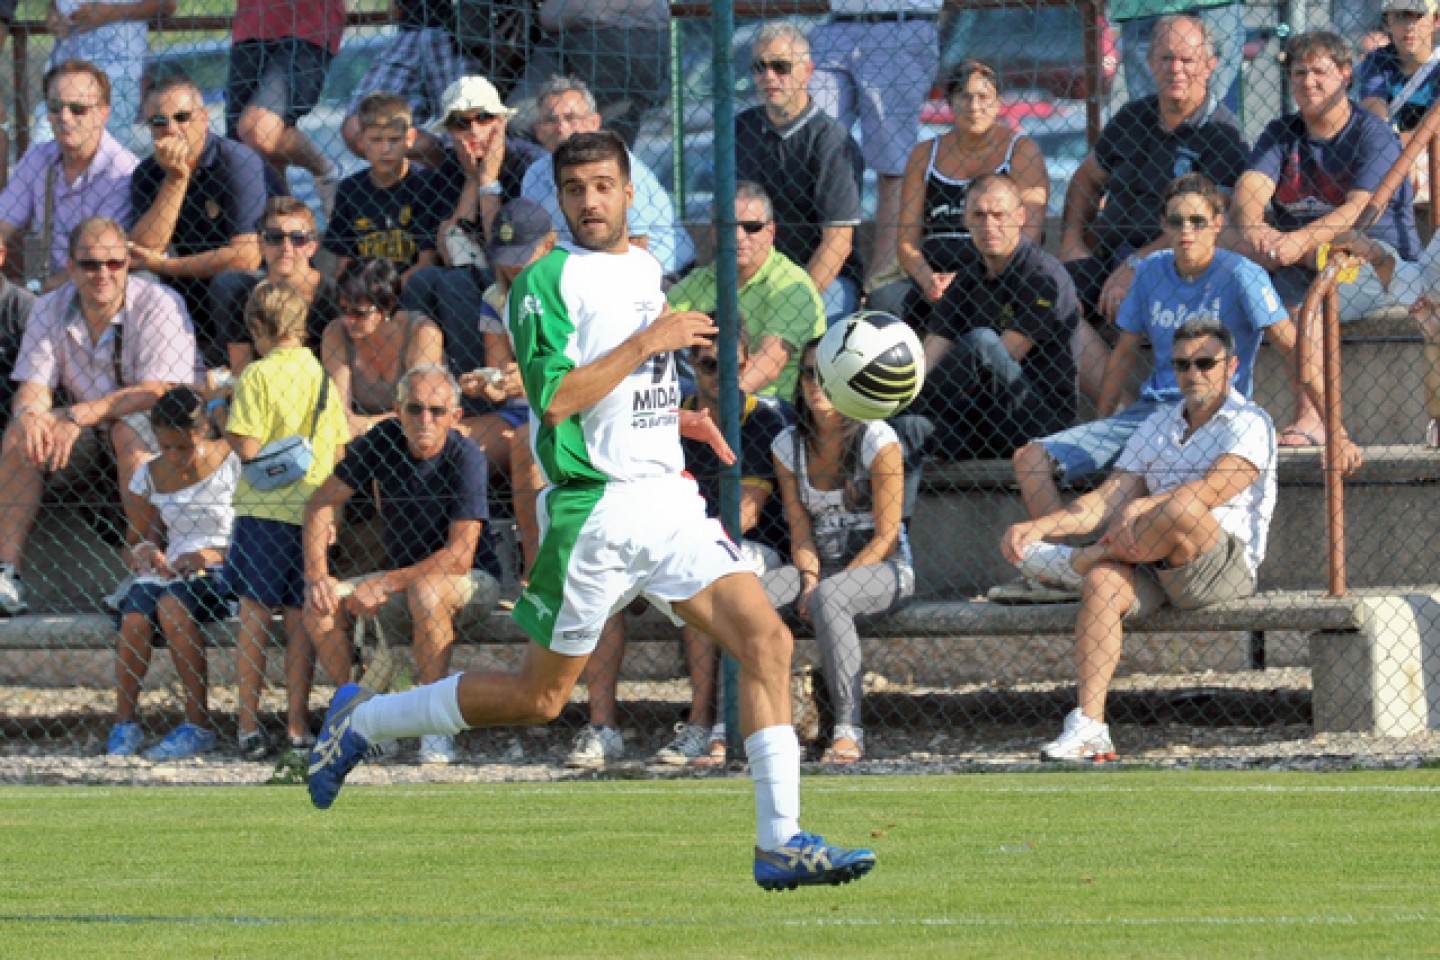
top-left (225, 516), bottom-right (306, 609)
top-left (120, 567), bottom-right (235, 633)
top-left (1038, 400), bottom-right (1160, 486)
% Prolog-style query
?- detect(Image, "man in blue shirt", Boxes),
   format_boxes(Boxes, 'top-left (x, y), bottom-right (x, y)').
top-left (996, 173), bottom-right (1360, 604)
top-left (1232, 30), bottom-right (1419, 449)
top-left (302, 364), bottom-right (498, 766)
top-left (129, 74), bottom-right (270, 364)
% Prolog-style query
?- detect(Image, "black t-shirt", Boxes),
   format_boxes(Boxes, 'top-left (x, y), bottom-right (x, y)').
top-left (1092, 95), bottom-right (1248, 258)
top-left (426, 137), bottom-right (547, 216)
top-left (395, 0), bottom-right (453, 29)
top-left (324, 166), bottom-right (444, 269)
top-left (0, 278), bottom-right (35, 423)
top-left (735, 103), bottom-right (864, 286)
top-left (131, 134), bottom-right (274, 258)
top-left (681, 393), bottom-right (793, 557)
top-left (930, 238), bottom-right (1078, 414)
top-left (332, 418), bottom-right (491, 571)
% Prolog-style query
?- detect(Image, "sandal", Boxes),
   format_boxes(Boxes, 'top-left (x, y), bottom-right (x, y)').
top-left (692, 738), bottom-right (728, 768)
top-left (822, 725), bottom-right (864, 765)
top-left (1278, 426), bottom-right (1324, 448)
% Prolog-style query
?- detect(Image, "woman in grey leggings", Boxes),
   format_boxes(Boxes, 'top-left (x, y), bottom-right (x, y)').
top-left (766, 341), bottom-right (915, 764)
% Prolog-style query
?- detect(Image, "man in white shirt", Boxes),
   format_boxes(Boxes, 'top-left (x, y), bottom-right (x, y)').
top-left (999, 317), bottom-right (1276, 763)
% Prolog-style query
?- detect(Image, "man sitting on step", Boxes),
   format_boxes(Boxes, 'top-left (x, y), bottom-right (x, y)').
top-left (999, 318), bottom-right (1276, 763)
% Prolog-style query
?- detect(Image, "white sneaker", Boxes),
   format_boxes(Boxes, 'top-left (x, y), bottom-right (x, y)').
top-left (565, 725), bottom-right (624, 769)
top-left (1039, 708), bottom-right (1117, 763)
top-left (653, 722), bottom-right (713, 766)
top-left (1016, 542), bottom-right (1084, 591)
top-left (0, 565), bottom-right (28, 616)
top-left (418, 734), bottom-right (455, 765)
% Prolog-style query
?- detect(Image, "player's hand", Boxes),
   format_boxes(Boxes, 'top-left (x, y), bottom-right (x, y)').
top-left (1099, 260), bottom-right (1136, 320)
top-left (999, 521), bottom-right (1044, 566)
top-left (154, 136), bottom-right (191, 181)
top-left (306, 575), bottom-right (343, 618)
top-left (643, 308), bottom-right (716, 356)
top-left (678, 409), bottom-right (736, 465)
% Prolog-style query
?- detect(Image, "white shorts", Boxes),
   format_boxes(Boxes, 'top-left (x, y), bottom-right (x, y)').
top-left (513, 476), bottom-right (752, 657)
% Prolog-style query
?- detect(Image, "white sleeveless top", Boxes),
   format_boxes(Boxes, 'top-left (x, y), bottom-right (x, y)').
top-left (129, 453), bottom-right (241, 560)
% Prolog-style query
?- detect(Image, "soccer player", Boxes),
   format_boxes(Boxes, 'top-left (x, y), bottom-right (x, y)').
top-left (308, 130), bottom-right (877, 892)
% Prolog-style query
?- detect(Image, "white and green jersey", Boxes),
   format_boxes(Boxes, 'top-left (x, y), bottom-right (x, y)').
top-left (507, 242), bottom-right (683, 486)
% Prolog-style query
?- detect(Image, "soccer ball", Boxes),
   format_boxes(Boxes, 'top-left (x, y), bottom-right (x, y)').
top-left (814, 310), bottom-right (925, 421)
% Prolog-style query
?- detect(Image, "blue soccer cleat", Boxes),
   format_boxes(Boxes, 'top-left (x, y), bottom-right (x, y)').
top-left (753, 832), bottom-right (877, 891)
top-left (307, 684), bottom-right (374, 810)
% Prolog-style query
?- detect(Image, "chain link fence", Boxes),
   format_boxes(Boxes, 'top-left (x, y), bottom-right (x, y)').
top-left (2, 0), bottom-right (1440, 779)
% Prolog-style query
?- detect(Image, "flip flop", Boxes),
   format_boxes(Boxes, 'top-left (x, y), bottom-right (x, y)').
top-left (1278, 427), bottom-right (1323, 448)
top-left (821, 737), bottom-right (863, 765)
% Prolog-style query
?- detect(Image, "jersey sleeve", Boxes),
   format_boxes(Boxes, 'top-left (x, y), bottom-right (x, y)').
top-left (507, 250), bottom-right (576, 419)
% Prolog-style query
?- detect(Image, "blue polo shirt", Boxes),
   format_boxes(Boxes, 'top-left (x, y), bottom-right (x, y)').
top-left (130, 133), bottom-right (272, 257)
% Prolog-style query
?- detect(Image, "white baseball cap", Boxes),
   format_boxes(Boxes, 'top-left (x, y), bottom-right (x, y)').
top-left (431, 76), bottom-right (517, 133)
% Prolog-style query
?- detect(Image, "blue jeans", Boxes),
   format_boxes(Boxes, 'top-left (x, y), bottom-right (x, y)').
top-left (821, 275), bottom-right (861, 327)
top-left (1121, 3), bottom-right (1245, 115)
top-left (1039, 399), bottom-right (1161, 486)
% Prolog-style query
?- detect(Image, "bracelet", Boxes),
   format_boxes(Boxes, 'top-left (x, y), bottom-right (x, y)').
top-left (207, 398), bottom-right (227, 415)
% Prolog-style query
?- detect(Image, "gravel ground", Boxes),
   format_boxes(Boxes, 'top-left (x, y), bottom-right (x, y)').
top-left (4, 668), bottom-right (1439, 786)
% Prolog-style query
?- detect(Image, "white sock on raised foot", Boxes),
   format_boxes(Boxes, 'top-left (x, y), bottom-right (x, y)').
top-left (351, 674), bottom-right (467, 742)
top-left (746, 725), bottom-right (802, 852)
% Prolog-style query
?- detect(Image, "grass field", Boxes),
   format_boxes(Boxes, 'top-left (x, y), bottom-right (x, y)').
top-left (2, 770), bottom-right (1438, 958)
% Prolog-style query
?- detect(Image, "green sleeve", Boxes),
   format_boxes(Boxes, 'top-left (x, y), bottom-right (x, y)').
top-left (508, 249), bottom-right (574, 420)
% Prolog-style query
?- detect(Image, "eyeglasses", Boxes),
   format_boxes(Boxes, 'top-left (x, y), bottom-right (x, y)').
top-left (1171, 354), bottom-right (1228, 373)
top-left (799, 363), bottom-right (819, 380)
top-left (340, 304), bottom-right (380, 319)
top-left (445, 111), bottom-right (498, 131)
top-left (537, 111), bottom-right (590, 126)
top-left (261, 229), bottom-right (316, 246)
top-left (693, 357), bottom-right (720, 375)
top-left (148, 110), bottom-right (196, 129)
top-left (738, 220), bottom-right (769, 235)
top-left (402, 402), bottom-right (451, 419)
top-left (75, 258), bottom-right (127, 273)
top-left (1164, 213), bottom-right (1212, 230)
top-left (46, 100), bottom-right (97, 117)
top-left (750, 59), bottom-right (796, 77)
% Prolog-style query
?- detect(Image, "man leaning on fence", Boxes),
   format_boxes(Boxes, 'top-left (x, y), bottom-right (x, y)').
top-left (1000, 318), bottom-right (1277, 763)
top-left (0, 60), bottom-right (138, 295)
top-left (736, 21), bottom-right (865, 323)
top-left (302, 364), bottom-right (499, 766)
top-left (0, 216), bottom-right (196, 616)
top-left (1059, 14), bottom-right (1248, 327)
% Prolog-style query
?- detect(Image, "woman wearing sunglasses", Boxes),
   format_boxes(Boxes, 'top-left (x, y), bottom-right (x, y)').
top-left (322, 257), bottom-right (444, 439)
top-left (764, 339), bottom-right (913, 765)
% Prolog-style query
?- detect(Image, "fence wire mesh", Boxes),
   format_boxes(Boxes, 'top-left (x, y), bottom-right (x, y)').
top-left (1, 0), bottom-right (1439, 780)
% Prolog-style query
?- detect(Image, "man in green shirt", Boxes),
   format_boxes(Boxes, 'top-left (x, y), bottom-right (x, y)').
top-left (667, 182), bottom-right (826, 401)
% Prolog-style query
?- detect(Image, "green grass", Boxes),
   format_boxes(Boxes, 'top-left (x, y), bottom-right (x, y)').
top-left (1, 771), bottom-right (1438, 958)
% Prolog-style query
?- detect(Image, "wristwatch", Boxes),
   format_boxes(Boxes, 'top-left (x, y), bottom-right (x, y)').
top-left (61, 408), bottom-right (81, 426)
top-left (1124, 254), bottom-right (1143, 271)
top-left (476, 181), bottom-right (503, 197)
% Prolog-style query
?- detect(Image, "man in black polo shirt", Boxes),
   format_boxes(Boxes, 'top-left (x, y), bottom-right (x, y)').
top-left (129, 74), bottom-right (271, 363)
top-left (920, 174), bottom-right (1077, 461)
top-left (1059, 14), bottom-right (1247, 325)
top-left (736, 20), bottom-right (864, 323)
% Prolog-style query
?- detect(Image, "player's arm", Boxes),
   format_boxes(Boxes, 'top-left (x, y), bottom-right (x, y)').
top-left (541, 309), bottom-right (717, 426)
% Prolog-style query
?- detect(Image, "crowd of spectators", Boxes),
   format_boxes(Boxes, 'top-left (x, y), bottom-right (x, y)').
top-left (0, 1), bottom-right (1429, 766)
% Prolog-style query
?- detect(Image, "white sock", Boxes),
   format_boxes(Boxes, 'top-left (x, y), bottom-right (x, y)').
top-left (351, 675), bottom-right (467, 742)
top-left (746, 725), bottom-right (801, 851)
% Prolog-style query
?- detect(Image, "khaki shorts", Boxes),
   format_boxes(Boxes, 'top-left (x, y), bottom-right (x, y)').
top-left (40, 413), bottom-right (156, 492)
top-left (1130, 530), bottom-right (1255, 620)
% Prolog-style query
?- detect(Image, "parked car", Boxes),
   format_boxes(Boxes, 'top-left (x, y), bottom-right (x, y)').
top-left (937, 6), bottom-right (1118, 100)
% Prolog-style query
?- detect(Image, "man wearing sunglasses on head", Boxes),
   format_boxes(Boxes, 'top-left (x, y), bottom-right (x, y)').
top-left (735, 21), bottom-right (864, 324)
top-left (129, 73), bottom-right (271, 365)
top-left (997, 173), bottom-right (1360, 606)
top-left (666, 182), bottom-right (825, 401)
top-left (301, 364), bottom-right (499, 766)
top-left (1000, 317), bottom-right (1276, 763)
top-left (0, 216), bottom-right (196, 615)
top-left (0, 61), bottom-right (139, 295)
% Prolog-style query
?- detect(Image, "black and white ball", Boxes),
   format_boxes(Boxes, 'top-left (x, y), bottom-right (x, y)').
top-left (814, 310), bottom-right (925, 421)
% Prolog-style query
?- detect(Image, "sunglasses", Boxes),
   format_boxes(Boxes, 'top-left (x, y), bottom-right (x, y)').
top-left (402, 402), bottom-right (451, 419)
top-left (148, 110), bottom-right (196, 129)
top-left (799, 363), bottom-right (819, 380)
top-left (76, 258), bottom-right (127, 273)
top-left (445, 111), bottom-right (498, 131)
top-left (261, 229), bottom-right (316, 246)
top-left (46, 100), bottom-right (96, 117)
top-left (738, 220), bottom-right (769, 235)
top-left (1171, 354), bottom-right (1228, 372)
top-left (693, 357), bottom-right (720, 375)
top-left (340, 304), bottom-right (380, 319)
top-left (750, 59), bottom-right (796, 76)
top-left (1164, 213), bottom-right (1213, 230)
